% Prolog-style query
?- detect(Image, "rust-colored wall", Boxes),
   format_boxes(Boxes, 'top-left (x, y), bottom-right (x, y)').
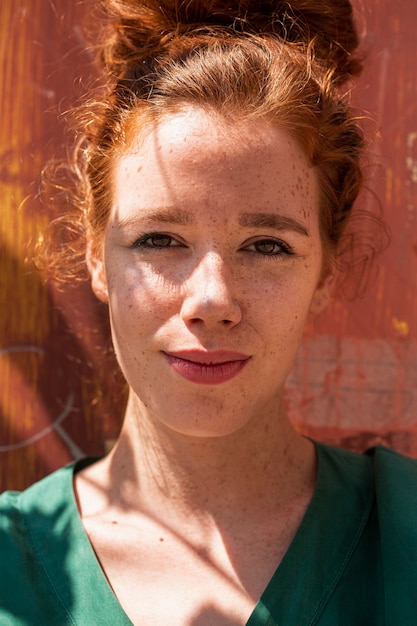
top-left (0, 0), bottom-right (126, 490)
top-left (288, 0), bottom-right (417, 453)
top-left (1, 0), bottom-right (416, 490)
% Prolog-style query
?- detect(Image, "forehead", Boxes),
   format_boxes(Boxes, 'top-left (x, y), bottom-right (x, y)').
top-left (124, 108), bottom-right (308, 166)
top-left (113, 108), bottom-right (319, 223)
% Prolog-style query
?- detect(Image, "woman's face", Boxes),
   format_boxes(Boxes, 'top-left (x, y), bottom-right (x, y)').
top-left (89, 108), bottom-right (333, 437)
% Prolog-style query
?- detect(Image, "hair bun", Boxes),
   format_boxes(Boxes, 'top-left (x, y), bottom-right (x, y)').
top-left (99, 0), bottom-right (362, 84)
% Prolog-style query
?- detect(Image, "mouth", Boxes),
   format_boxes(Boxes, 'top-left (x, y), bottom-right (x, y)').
top-left (163, 350), bottom-right (251, 385)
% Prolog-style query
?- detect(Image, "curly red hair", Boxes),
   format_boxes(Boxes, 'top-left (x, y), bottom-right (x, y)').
top-left (37, 0), bottom-right (387, 291)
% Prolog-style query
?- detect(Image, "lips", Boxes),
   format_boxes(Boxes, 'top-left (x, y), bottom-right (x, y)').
top-left (163, 350), bottom-right (251, 385)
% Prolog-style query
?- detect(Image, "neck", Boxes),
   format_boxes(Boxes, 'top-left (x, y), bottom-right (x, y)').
top-left (102, 391), bottom-right (316, 523)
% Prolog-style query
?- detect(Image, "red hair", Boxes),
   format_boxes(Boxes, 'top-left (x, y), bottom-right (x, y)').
top-left (38, 0), bottom-right (386, 290)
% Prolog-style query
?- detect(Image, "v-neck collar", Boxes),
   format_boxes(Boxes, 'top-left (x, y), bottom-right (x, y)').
top-left (21, 443), bottom-right (373, 626)
top-left (21, 457), bottom-right (132, 625)
top-left (247, 443), bottom-right (374, 625)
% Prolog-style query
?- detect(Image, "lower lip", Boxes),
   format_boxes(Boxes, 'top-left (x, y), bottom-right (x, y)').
top-left (164, 354), bottom-right (250, 385)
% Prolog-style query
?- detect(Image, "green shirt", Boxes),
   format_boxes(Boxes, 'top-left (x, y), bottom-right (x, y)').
top-left (1, 443), bottom-right (416, 625)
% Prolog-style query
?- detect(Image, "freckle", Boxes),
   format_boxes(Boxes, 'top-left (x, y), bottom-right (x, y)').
top-left (111, 520), bottom-right (118, 525)
top-left (159, 537), bottom-right (164, 542)
top-left (136, 166), bottom-right (142, 173)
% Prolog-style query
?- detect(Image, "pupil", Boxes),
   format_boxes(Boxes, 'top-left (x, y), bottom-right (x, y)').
top-left (153, 235), bottom-right (171, 246)
top-left (257, 240), bottom-right (275, 253)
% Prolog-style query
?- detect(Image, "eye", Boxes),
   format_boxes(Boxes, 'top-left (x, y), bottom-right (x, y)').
top-left (244, 238), bottom-right (294, 257)
top-left (133, 233), bottom-right (182, 249)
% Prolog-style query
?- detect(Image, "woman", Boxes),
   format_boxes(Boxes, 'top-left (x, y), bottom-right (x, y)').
top-left (1, 1), bottom-right (416, 624)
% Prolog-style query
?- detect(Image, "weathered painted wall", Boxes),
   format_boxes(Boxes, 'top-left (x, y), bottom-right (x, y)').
top-left (0, 0), bottom-right (126, 490)
top-left (1, 0), bottom-right (416, 490)
top-left (288, 0), bottom-right (417, 453)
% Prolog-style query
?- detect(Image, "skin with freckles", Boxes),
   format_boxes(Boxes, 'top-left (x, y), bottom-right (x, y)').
top-left (79, 108), bottom-right (334, 626)
top-left (88, 108), bottom-right (332, 439)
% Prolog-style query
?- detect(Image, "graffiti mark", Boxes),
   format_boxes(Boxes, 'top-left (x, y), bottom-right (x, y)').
top-left (0, 391), bottom-right (75, 453)
top-left (0, 345), bottom-right (85, 459)
top-left (0, 345), bottom-right (44, 357)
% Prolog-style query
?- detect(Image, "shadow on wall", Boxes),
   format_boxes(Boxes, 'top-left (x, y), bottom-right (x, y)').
top-left (0, 233), bottom-right (126, 491)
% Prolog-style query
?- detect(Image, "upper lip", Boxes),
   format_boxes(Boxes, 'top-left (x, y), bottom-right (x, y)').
top-left (164, 350), bottom-right (251, 365)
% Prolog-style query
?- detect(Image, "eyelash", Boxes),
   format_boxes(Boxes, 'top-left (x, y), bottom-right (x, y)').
top-left (245, 238), bottom-right (295, 258)
top-left (133, 233), bottom-right (183, 250)
top-left (133, 233), bottom-right (294, 258)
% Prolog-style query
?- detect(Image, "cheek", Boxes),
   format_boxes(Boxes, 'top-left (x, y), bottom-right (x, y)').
top-left (253, 272), bottom-right (319, 337)
top-left (106, 265), bottom-right (185, 361)
top-left (107, 263), bottom-right (180, 313)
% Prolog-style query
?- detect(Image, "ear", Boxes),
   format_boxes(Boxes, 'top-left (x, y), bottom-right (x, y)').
top-left (309, 267), bottom-right (336, 315)
top-left (86, 239), bottom-right (109, 303)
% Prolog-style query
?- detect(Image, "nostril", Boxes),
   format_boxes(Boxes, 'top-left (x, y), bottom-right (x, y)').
top-left (180, 273), bottom-right (242, 327)
top-left (186, 316), bottom-right (235, 327)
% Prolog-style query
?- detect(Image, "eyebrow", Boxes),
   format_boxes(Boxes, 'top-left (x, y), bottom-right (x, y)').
top-left (116, 208), bottom-right (192, 228)
top-left (239, 212), bottom-right (310, 237)
top-left (116, 208), bottom-right (309, 236)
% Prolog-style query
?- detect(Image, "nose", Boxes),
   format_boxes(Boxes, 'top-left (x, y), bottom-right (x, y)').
top-left (180, 252), bottom-right (242, 328)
